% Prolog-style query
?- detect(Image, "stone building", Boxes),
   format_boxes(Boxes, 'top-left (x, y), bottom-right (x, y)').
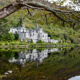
top-left (9, 24), bottom-right (59, 43)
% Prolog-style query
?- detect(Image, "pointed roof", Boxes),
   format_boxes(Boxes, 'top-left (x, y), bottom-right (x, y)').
top-left (22, 24), bottom-right (25, 28)
top-left (36, 24), bottom-right (40, 31)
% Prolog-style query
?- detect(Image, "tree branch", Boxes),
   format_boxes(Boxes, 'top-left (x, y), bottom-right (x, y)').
top-left (0, 0), bottom-right (79, 23)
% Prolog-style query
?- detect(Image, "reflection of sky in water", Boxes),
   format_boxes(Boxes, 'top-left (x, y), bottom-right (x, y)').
top-left (9, 48), bottom-right (59, 67)
top-left (68, 76), bottom-right (80, 80)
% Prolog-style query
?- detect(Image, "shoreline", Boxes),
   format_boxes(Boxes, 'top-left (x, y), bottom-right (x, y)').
top-left (0, 43), bottom-right (79, 49)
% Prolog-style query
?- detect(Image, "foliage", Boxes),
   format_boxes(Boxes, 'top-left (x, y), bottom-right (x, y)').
top-left (0, 19), bottom-right (9, 35)
top-left (37, 40), bottom-right (43, 43)
top-left (31, 39), bottom-right (33, 43)
top-left (14, 33), bottom-right (19, 40)
top-left (0, 4), bottom-right (80, 43)
top-left (0, 33), bottom-right (15, 41)
top-left (7, 33), bottom-right (15, 41)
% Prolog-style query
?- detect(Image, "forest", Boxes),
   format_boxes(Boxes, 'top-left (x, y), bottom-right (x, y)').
top-left (0, 0), bottom-right (80, 44)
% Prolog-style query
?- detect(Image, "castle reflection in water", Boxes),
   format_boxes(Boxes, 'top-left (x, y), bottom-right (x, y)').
top-left (9, 48), bottom-right (59, 67)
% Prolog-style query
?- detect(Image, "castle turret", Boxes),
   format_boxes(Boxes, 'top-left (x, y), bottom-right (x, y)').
top-left (22, 24), bottom-right (25, 28)
top-left (36, 24), bottom-right (40, 32)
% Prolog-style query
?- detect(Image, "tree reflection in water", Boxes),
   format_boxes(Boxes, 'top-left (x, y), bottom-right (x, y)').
top-left (1, 47), bottom-right (80, 80)
top-left (9, 48), bottom-right (59, 67)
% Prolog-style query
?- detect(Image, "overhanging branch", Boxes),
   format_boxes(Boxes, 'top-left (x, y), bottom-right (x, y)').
top-left (0, 0), bottom-right (79, 23)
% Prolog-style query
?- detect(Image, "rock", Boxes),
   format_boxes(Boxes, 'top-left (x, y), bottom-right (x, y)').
top-left (4, 72), bottom-right (9, 75)
top-left (8, 70), bottom-right (13, 74)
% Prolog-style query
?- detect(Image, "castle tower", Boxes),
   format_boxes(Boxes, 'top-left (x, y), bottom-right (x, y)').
top-left (36, 24), bottom-right (40, 32)
top-left (22, 24), bottom-right (25, 28)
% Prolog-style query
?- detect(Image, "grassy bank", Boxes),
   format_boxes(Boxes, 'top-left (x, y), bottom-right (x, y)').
top-left (0, 41), bottom-right (79, 49)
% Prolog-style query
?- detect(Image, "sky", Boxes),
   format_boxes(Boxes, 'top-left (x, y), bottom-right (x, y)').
top-left (48, 0), bottom-right (80, 11)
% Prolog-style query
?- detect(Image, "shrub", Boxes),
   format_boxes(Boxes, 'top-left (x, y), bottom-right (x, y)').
top-left (31, 39), bottom-right (33, 43)
top-left (37, 40), bottom-right (43, 43)
top-left (14, 33), bottom-right (19, 40)
top-left (7, 33), bottom-right (15, 41)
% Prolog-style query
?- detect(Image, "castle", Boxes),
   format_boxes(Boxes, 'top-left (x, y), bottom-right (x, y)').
top-left (9, 24), bottom-right (59, 43)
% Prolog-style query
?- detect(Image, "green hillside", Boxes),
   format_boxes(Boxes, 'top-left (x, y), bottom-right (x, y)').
top-left (0, 1), bottom-right (80, 44)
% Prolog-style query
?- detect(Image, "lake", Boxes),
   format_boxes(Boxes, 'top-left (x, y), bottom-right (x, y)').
top-left (0, 47), bottom-right (80, 80)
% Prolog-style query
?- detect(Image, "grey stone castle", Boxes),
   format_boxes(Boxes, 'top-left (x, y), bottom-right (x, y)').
top-left (9, 24), bottom-right (59, 43)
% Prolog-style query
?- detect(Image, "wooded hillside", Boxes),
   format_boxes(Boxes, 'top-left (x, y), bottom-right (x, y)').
top-left (0, 0), bottom-right (80, 44)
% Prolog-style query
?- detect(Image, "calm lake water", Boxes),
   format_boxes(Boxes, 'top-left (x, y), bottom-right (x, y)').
top-left (0, 47), bottom-right (80, 80)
